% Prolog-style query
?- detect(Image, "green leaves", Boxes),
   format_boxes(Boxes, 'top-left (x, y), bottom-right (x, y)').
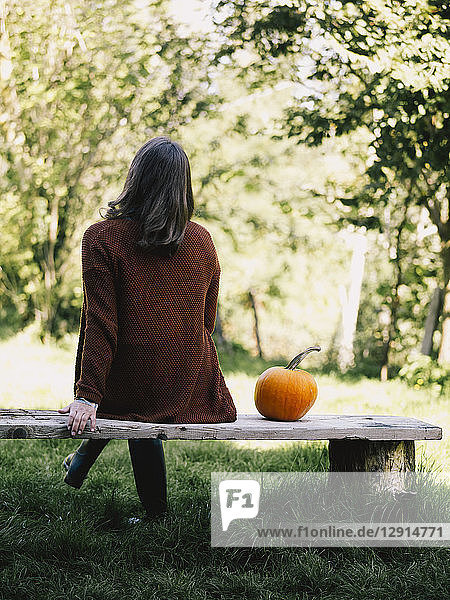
top-left (214, 0), bottom-right (450, 366)
top-left (0, 0), bottom-right (232, 340)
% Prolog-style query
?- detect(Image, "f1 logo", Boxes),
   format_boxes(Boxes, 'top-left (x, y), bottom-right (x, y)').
top-left (219, 480), bottom-right (260, 531)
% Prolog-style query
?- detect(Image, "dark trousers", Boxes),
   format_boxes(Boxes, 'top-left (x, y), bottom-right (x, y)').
top-left (70, 438), bottom-right (167, 517)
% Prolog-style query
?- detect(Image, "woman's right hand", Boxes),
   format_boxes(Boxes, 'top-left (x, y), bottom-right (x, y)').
top-left (58, 400), bottom-right (97, 436)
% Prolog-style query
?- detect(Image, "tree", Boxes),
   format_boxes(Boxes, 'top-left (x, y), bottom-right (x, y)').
top-left (0, 0), bottom-right (223, 341)
top-left (337, 230), bottom-right (367, 373)
top-left (214, 0), bottom-right (450, 366)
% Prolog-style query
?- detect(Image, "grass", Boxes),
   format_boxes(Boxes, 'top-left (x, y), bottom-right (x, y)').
top-left (0, 439), bottom-right (448, 600)
top-left (0, 328), bottom-right (448, 599)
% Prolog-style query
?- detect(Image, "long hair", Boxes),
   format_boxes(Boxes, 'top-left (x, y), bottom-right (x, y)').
top-left (100, 136), bottom-right (194, 257)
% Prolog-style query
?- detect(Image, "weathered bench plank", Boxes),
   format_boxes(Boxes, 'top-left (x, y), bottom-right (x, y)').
top-left (0, 410), bottom-right (442, 441)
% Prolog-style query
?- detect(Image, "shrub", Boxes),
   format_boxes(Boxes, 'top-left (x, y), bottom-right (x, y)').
top-left (398, 354), bottom-right (450, 396)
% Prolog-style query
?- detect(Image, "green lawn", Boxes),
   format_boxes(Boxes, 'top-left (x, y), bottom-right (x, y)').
top-left (0, 329), bottom-right (448, 599)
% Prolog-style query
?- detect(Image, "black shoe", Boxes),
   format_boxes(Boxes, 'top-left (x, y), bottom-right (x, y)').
top-left (63, 439), bottom-right (110, 490)
top-left (62, 451), bottom-right (87, 489)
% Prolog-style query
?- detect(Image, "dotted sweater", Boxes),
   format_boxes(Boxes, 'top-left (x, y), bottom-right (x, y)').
top-left (73, 218), bottom-right (237, 424)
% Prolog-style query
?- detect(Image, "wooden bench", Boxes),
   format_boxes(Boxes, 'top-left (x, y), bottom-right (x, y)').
top-left (0, 410), bottom-right (442, 472)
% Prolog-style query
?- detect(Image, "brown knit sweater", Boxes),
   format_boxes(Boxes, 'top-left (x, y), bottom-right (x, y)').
top-left (73, 217), bottom-right (237, 424)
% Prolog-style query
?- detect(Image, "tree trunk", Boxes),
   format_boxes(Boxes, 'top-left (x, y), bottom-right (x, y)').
top-left (424, 185), bottom-right (449, 366)
top-left (248, 289), bottom-right (263, 359)
top-left (380, 208), bottom-right (407, 381)
top-left (213, 303), bottom-right (228, 349)
top-left (337, 231), bottom-right (367, 372)
top-left (421, 286), bottom-right (444, 356)
top-left (438, 240), bottom-right (450, 365)
top-left (38, 196), bottom-right (59, 343)
top-left (325, 317), bottom-right (341, 366)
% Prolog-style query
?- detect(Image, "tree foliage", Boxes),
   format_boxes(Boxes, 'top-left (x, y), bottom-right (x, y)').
top-left (0, 0), bottom-right (222, 340)
top-left (214, 0), bottom-right (450, 366)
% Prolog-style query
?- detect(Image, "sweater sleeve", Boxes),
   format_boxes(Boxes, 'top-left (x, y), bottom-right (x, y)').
top-left (204, 254), bottom-right (221, 335)
top-left (74, 228), bottom-right (118, 405)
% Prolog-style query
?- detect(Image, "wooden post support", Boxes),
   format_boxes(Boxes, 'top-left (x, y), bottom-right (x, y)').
top-left (328, 439), bottom-right (415, 472)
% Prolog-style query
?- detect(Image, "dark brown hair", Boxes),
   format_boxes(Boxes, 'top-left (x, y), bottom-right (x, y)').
top-left (100, 136), bottom-right (194, 257)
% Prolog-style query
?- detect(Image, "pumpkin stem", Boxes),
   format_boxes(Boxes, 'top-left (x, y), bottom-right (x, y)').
top-left (285, 346), bottom-right (321, 370)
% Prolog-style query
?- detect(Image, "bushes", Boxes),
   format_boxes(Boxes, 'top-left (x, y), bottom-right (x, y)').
top-left (398, 355), bottom-right (449, 397)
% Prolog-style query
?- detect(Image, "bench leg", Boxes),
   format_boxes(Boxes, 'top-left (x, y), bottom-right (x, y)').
top-left (328, 440), bottom-right (415, 472)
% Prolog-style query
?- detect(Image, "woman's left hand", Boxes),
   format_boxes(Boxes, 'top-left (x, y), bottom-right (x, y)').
top-left (58, 400), bottom-right (97, 436)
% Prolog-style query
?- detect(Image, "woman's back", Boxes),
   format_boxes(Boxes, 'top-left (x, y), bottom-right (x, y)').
top-left (74, 217), bottom-right (237, 424)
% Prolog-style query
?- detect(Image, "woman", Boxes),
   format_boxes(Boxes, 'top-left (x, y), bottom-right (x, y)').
top-left (58, 136), bottom-right (237, 522)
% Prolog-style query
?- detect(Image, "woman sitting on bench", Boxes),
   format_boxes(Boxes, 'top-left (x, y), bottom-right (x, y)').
top-left (58, 136), bottom-right (237, 523)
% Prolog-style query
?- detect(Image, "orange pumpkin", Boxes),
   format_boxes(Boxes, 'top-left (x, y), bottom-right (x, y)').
top-left (254, 346), bottom-right (321, 421)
